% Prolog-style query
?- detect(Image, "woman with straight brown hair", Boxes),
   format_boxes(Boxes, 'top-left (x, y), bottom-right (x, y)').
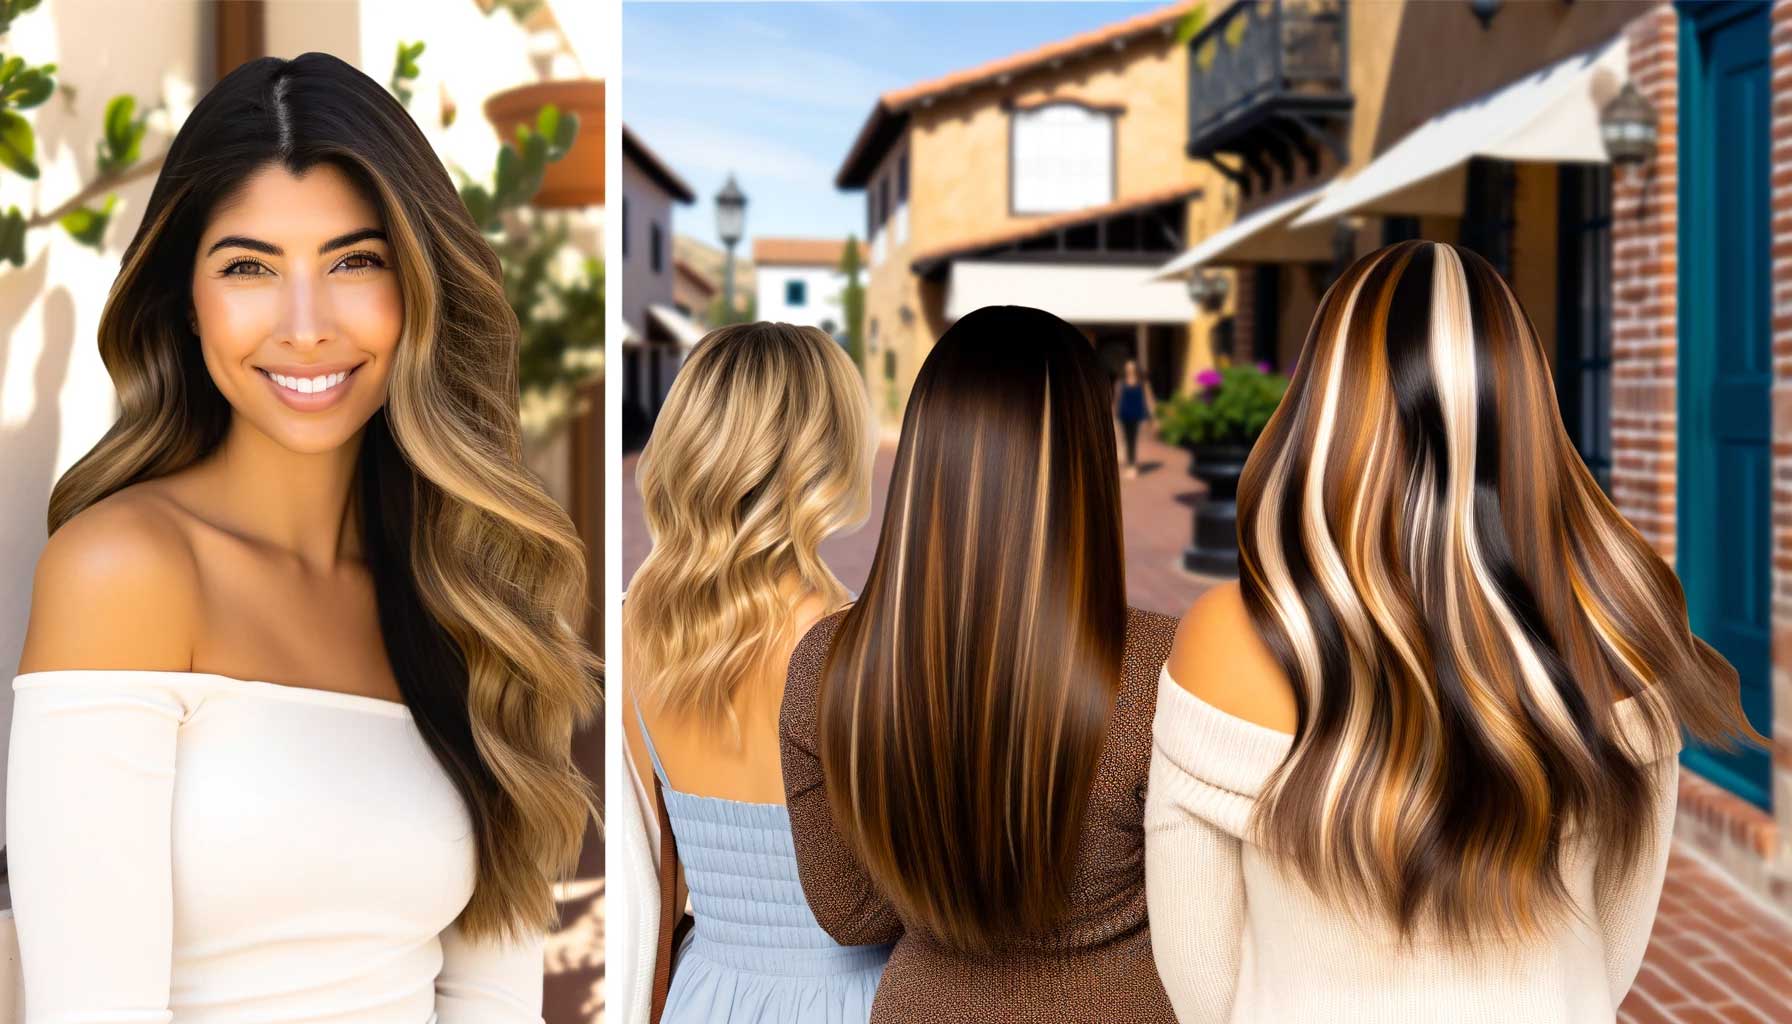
top-left (1146, 240), bottom-right (1761, 1023)
top-left (780, 304), bottom-right (1178, 1022)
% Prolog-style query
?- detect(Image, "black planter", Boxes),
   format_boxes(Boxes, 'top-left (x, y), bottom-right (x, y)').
top-left (1181, 441), bottom-right (1252, 577)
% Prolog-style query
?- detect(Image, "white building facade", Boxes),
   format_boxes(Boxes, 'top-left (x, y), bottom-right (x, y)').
top-left (752, 238), bottom-right (854, 338)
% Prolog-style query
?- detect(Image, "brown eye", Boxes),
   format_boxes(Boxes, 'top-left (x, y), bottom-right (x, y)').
top-left (337, 251), bottom-right (386, 273)
top-left (221, 259), bottom-right (268, 277)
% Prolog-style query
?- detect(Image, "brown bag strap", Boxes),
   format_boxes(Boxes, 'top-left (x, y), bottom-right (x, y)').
top-left (649, 764), bottom-right (679, 1023)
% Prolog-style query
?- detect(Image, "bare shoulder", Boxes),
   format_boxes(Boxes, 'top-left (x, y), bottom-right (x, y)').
top-left (18, 487), bottom-right (200, 673)
top-left (1168, 580), bottom-right (1297, 734)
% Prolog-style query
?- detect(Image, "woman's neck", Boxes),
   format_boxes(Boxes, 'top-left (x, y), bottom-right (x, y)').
top-left (190, 417), bottom-right (367, 571)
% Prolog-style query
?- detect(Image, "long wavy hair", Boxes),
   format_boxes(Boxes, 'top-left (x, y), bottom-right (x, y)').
top-left (1238, 240), bottom-right (1758, 944)
top-left (46, 53), bottom-right (598, 942)
top-left (625, 322), bottom-right (872, 727)
top-left (818, 305), bottom-right (1127, 953)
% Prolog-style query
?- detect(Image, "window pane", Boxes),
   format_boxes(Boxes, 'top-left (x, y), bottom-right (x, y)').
top-left (1011, 103), bottom-right (1114, 213)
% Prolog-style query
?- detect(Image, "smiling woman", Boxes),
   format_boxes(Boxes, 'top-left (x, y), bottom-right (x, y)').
top-left (5, 51), bottom-right (598, 1023)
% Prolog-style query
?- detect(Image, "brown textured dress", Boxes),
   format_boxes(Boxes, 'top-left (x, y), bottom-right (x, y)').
top-left (779, 606), bottom-right (1179, 1023)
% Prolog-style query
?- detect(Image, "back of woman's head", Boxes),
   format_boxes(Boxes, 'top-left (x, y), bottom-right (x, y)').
top-left (818, 304), bottom-right (1127, 953)
top-left (626, 322), bottom-right (872, 725)
top-left (1238, 239), bottom-right (1755, 943)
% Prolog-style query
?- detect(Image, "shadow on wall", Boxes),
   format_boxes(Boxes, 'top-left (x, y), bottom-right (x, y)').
top-left (0, 253), bottom-right (77, 867)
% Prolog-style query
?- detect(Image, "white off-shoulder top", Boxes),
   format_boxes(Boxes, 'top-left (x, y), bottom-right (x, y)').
top-left (5, 669), bottom-right (545, 1024)
top-left (1145, 666), bottom-right (1682, 1024)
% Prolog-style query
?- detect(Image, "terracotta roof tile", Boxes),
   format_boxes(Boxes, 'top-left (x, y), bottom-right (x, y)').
top-left (752, 237), bottom-right (849, 267)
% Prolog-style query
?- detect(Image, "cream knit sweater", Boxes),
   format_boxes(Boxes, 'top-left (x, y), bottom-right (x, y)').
top-left (1145, 667), bottom-right (1681, 1024)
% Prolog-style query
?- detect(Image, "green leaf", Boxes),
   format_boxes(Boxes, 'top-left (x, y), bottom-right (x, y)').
top-left (0, 0), bottom-right (44, 37)
top-left (0, 108), bottom-right (37, 178)
top-left (1173, 4), bottom-right (1208, 46)
top-left (548, 110), bottom-right (577, 161)
top-left (493, 143), bottom-right (520, 207)
top-left (59, 192), bottom-right (117, 247)
top-left (0, 205), bottom-right (25, 267)
top-left (533, 104), bottom-right (558, 147)
top-left (97, 94), bottom-right (146, 174)
top-left (5, 64), bottom-right (53, 109)
top-left (459, 183), bottom-right (495, 232)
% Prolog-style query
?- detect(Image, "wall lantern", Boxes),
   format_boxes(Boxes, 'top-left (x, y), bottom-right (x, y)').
top-left (1599, 81), bottom-right (1659, 165)
top-left (1186, 268), bottom-right (1230, 310)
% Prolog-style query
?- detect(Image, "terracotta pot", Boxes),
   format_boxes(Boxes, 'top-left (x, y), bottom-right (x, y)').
top-left (483, 79), bottom-right (605, 208)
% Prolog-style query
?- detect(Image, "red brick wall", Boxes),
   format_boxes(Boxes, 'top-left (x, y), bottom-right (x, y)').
top-left (1611, 4), bottom-right (1680, 563)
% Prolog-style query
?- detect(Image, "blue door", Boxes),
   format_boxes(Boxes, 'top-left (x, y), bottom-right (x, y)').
top-left (1676, 0), bottom-right (1772, 808)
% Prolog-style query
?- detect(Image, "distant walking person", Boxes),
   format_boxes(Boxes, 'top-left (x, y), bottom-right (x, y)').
top-left (1115, 359), bottom-right (1155, 478)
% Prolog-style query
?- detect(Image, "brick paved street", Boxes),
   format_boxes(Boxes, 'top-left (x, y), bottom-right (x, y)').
top-left (621, 427), bottom-right (1792, 1022)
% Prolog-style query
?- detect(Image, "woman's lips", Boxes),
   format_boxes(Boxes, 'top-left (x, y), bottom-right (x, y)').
top-left (255, 364), bottom-right (362, 412)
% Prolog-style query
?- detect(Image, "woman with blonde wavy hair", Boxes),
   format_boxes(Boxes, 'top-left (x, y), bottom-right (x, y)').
top-left (8, 53), bottom-right (597, 1020)
top-left (621, 321), bottom-right (886, 1023)
top-left (1146, 240), bottom-right (1760, 1023)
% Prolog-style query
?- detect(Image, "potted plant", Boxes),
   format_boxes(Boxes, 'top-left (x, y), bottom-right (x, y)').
top-left (485, 79), bottom-right (603, 208)
top-left (1157, 362), bottom-right (1290, 576)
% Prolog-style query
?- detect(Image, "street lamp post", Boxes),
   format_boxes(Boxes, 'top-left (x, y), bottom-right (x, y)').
top-left (716, 174), bottom-right (747, 319)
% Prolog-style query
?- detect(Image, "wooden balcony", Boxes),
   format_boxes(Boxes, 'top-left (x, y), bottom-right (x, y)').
top-left (1186, 0), bottom-right (1353, 195)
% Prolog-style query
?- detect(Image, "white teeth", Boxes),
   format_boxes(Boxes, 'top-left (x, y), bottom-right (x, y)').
top-left (266, 369), bottom-right (349, 395)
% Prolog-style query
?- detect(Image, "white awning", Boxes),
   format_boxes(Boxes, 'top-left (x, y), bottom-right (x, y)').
top-left (1151, 184), bottom-right (1332, 280)
top-left (1294, 35), bottom-right (1627, 227)
top-left (945, 261), bottom-right (1196, 325)
top-left (647, 304), bottom-right (705, 348)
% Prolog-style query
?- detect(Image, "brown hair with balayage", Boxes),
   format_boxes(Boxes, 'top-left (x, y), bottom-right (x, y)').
top-left (49, 53), bottom-right (598, 943)
top-left (1237, 240), bottom-right (1759, 944)
top-left (817, 305), bottom-right (1127, 953)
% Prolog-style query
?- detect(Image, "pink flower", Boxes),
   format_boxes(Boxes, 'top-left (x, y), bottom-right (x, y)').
top-left (1195, 368), bottom-right (1223, 389)
top-left (1255, 360), bottom-right (1273, 373)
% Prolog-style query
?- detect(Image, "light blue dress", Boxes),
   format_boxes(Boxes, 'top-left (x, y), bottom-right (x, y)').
top-left (636, 705), bottom-right (890, 1023)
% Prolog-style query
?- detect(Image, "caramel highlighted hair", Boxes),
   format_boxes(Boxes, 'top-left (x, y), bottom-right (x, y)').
top-left (818, 305), bottom-right (1127, 953)
top-left (1239, 240), bottom-right (1759, 942)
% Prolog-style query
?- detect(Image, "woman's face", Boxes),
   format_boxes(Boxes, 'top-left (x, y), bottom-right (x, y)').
top-left (190, 161), bottom-right (403, 455)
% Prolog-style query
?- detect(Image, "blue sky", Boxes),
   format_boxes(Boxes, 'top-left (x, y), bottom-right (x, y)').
top-left (622, 1), bottom-right (1164, 250)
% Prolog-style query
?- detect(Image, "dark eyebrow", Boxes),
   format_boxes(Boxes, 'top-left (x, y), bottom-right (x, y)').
top-left (205, 227), bottom-right (387, 258)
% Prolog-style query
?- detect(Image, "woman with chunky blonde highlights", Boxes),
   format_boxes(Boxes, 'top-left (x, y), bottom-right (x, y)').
top-left (8, 54), bottom-right (596, 1020)
top-left (1146, 240), bottom-right (1760, 1023)
top-left (781, 305), bottom-right (1179, 1022)
top-left (620, 321), bottom-right (887, 1023)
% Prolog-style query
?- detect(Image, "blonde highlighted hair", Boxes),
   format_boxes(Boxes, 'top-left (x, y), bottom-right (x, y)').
top-left (625, 322), bottom-right (873, 727)
top-left (1239, 240), bottom-right (1758, 943)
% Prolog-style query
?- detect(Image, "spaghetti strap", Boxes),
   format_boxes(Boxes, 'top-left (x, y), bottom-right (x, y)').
top-left (631, 698), bottom-right (671, 787)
